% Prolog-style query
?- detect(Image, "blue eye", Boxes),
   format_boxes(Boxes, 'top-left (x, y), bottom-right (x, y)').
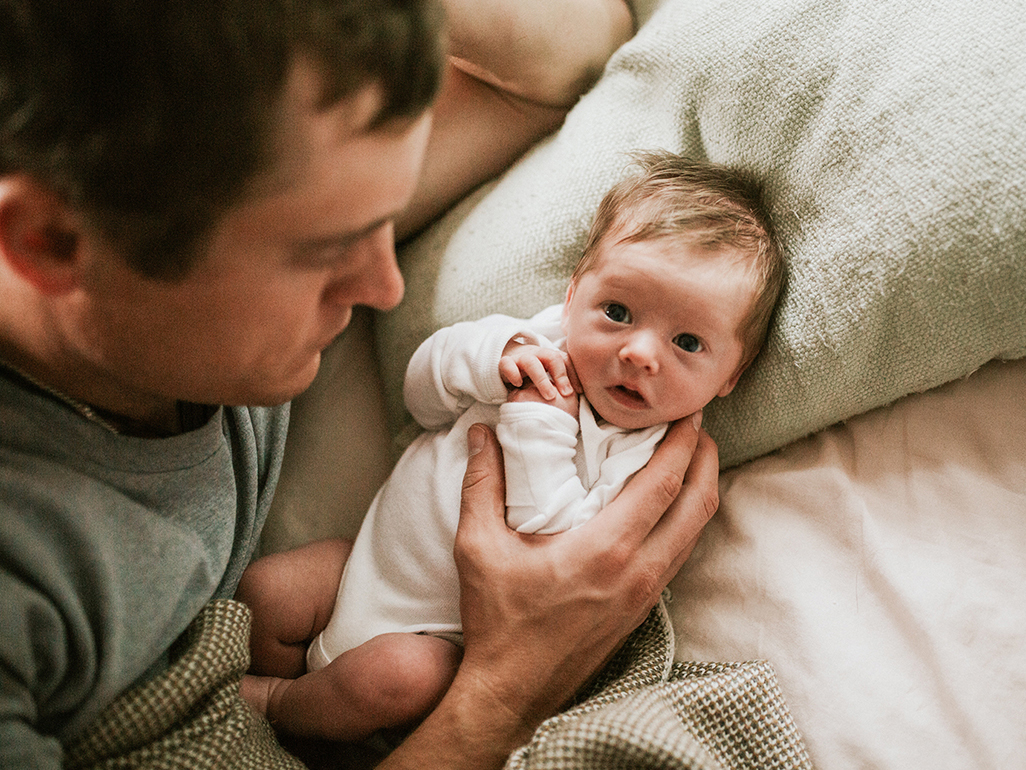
top-left (673, 333), bottom-right (702, 353)
top-left (604, 303), bottom-right (631, 323)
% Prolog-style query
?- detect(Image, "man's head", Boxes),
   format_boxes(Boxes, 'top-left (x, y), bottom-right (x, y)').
top-left (561, 152), bottom-right (784, 429)
top-left (0, 0), bottom-right (444, 279)
top-left (0, 1), bottom-right (444, 428)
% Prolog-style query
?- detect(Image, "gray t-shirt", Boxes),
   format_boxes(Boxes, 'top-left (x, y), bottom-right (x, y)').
top-left (0, 369), bottom-right (289, 768)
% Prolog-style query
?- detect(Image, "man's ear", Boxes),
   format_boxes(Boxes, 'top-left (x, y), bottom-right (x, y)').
top-left (0, 176), bottom-right (83, 295)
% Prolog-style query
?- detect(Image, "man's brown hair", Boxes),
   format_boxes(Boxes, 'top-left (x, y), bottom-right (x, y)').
top-left (0, 0), bottom-right (445, 278)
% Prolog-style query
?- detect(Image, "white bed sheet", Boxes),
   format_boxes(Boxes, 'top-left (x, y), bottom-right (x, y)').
top-left (669, 357), bottom-right (1026, 769)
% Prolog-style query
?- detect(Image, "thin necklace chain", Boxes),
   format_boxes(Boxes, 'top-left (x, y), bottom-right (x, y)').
top-left (0, 357), bottom-right (122, 434)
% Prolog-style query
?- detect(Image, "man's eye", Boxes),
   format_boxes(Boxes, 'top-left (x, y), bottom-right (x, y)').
top-left (673, 333), bottom-right (702, 353)
top-left (603, 303), bottom-right (631, 323)
top-left (294, 244), bottom-right (353, 270)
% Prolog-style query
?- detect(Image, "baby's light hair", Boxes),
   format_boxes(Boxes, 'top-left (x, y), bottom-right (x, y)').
top-left (572, 151), bottom-right (785, 368)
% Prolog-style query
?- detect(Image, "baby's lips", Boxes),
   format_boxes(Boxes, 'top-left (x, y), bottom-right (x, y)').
top-left (612, 383), bottom-right (647, 406)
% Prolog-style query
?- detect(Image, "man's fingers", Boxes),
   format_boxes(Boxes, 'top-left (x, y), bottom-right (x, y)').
top-left (590, 416), bottom-right (702, 546)
top-left (610, 428), bottom-right (718, 622)
top-left (648, 428), bottom-right (720, 576)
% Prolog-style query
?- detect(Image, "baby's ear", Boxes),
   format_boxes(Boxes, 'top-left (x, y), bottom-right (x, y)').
top-left (560, 281), bottom-right (576, 329)
top-left (717, 358), bottom-right (750, 398)
top-left (564, 280), bottom-right (576, 306)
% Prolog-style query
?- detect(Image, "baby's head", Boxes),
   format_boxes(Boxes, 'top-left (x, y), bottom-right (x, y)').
top-left (561, 151), bottom-right (784, 429)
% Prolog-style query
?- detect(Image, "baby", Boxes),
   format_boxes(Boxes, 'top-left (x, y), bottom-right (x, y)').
top-left (237, 150), bottom-right (785, 741)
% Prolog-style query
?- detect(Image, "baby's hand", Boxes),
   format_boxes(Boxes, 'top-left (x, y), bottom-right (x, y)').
top-left (507, 380), bottom-right (580, 416)
top-left (499, 342), bottom-right (578, 401)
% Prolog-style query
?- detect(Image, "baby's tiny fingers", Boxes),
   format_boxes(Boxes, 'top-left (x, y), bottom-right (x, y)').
top-left (498, 357), bottom-right (523, 387)
top-left (520, 359), bottom-right (556, 399)
top-left (555, 374), bottom-right (575, 397)
top-left (535, 373), bottom-right (560, 400)
top-left (537, 354), bottom-right (572, 397)
top-left (541, 379), bottom-right (560, 400)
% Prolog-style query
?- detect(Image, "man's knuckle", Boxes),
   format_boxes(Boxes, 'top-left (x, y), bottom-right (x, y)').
top-left (461, 465), bottom-right (488, 493)
top-left (628, 565), bottom-right (663, 610)
top-left (597, 538), bottom-right (633, 573)
top-left (701, 487), bottom-right (720, 520)
top-left (654, 467), bottom-right (683, 509)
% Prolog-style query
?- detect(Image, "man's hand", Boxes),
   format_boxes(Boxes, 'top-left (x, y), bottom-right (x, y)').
top-left (464, 415), bottom-right (716, 744)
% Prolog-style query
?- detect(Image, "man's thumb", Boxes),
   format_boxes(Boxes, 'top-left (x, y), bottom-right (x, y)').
top-left (458, 424), bottom-right (506, 534)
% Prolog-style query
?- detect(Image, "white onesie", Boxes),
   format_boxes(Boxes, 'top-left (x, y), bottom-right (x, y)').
top-left (307, 304), bottom-right (667, 669)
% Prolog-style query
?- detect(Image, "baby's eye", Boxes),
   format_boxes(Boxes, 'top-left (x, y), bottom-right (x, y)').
top-left (673, 333), bottom-right (702, 353)
top-left (603, 303), bottom-right (631, 324)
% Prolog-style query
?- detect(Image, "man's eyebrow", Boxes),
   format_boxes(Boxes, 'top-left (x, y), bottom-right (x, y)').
top-left (297, 215), bottom-right (393, 253)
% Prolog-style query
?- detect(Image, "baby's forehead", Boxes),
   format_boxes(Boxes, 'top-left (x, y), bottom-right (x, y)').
top-left (597, 231), bottom-right (755, 277)
top-left (597, 239), bottom-right (759, 299)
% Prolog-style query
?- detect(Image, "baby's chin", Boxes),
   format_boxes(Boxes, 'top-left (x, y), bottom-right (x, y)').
top-left (588, 401), bottom-right (666, 431)
top-left (593, 399), bottom-right (708, 432)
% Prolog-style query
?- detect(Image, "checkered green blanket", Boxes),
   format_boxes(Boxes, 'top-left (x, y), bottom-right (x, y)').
top-left (64, 599), bottom-right (810, 769)
top-left (506, 600), bottom-right (811, 769)
top-left (63, 600), bottom-right (302, 770)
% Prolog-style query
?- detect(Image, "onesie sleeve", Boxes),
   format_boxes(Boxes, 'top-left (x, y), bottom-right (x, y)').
top-left (497, 402), bottom-right (668, 534)
top-left (403, 314), bottom-right (551, 431)
top-left (497, 401), bottom-right (586, 534)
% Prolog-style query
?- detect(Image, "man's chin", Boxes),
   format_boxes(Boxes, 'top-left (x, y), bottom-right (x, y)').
top-left (224, 354), bottom-right (322, 407)
top-left (274, 357), bottom-right (322, 404)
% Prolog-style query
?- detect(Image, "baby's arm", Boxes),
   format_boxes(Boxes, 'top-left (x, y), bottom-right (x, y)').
top-left (404, 315), bottom-right (547, 430)
top-left (497, 399), bottom-right (668, 535)
top-left (497, 399), bottom-right (585, 534)
top-left (497, 342), bottom-right (590, 532)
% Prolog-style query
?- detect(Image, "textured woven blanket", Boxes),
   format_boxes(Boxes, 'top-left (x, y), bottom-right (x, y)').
top-left (63, 599), bottom-right (810, 769)
top-left (63, 600), bottom-right (303, 770)
top-left (505, 600), bottom-right (811, 770)
top-left (382, 0), bottom-right (1026, 467)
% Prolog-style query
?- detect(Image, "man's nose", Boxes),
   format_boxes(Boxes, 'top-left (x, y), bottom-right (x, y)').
top-left (354, 224), bottom-right (405, 312)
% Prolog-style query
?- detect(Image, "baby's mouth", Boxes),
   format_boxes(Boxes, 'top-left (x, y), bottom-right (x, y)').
top-left (610, 384), bottom-right (646, 406)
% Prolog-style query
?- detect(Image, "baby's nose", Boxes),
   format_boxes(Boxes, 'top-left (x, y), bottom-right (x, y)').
top-left (619, 333), bottom-right (660, 373)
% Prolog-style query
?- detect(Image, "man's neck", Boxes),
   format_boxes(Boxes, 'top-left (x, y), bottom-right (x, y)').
top-left (1, 252), bottom-right (188, 437)
top-left (0, 333), bottom-right (184, 437)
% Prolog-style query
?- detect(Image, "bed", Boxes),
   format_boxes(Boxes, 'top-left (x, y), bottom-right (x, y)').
top-left (262, 0), bottom-right (1026, 766)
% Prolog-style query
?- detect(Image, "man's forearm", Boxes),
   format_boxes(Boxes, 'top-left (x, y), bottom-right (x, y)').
top-left (439, 0), bottom-right (634, 106)
top-left (394, 0), bottom-right (634, 240)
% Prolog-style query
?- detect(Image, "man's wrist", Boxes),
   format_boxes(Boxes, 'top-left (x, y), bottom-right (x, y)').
top-left (381, 669), bottom-right (539, 770)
